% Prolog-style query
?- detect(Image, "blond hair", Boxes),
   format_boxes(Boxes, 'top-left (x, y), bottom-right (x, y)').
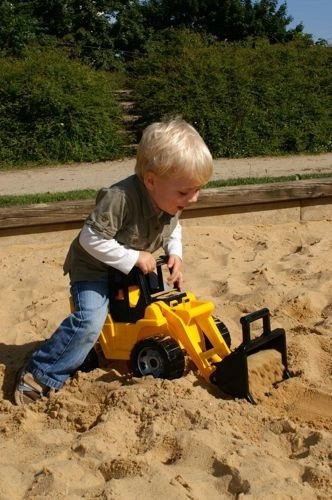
top-left (135, 119), bottom-right (213, 185)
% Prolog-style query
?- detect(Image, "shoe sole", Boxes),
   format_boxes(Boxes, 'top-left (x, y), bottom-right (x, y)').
top-left (14, 369), bottom-right (44, 406)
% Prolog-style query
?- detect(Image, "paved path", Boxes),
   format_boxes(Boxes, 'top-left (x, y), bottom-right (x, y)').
top-left (1, 153), bottom-right (331, 196)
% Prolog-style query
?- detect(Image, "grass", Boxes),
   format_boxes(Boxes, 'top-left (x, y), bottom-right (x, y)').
top-left (0, 172), bottom-right (331, 208)
top-left (0, 189), bottom-right (97, 207)
top-left (206, 172), bottom-right (332, 188)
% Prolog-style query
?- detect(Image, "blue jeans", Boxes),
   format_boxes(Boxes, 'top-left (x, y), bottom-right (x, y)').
top-left (26, 280), bottom-right (109, 390)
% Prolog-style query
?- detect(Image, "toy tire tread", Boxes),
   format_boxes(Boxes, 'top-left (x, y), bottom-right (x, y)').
top-left (131, 336), bottom-right (185, 380)
top-left (214, 318), bottom-right (232, 348)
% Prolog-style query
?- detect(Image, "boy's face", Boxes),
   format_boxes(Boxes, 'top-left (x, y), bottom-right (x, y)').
top-left (144, 172), bottom-right (202, 215)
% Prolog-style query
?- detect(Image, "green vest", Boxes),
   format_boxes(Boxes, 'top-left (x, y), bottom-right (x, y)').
top-left (63, 175), bottom-right (180, 282)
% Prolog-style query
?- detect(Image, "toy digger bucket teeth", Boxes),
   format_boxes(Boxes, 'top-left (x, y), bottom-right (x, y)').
top-left (212, 308), bottom-right (290, 404)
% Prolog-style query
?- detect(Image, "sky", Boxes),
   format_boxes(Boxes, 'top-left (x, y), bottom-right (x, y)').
top-left (285, 0), bottom-right (332, 42)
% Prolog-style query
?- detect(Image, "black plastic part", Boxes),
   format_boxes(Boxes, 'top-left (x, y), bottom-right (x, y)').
top-left (77, 348), bottom-right (99, 373)
top-left (109, 257), bottom-right (187, 323)
top-left (204, 318), bottom-right (232, 350)
top-left (214, 318), bottom-right (232, 348)
top-left (131, 336), bottom-right (185, 380)
top-left (211, 308), bottom-right (290, 403)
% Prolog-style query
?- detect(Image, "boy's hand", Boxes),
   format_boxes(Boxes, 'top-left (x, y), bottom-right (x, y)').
top-left (167, 254), bottom-right (183, 290)
top-left (136, 251), bottom-right (156, 274)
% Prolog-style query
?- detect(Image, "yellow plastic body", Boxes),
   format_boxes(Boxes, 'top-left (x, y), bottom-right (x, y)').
top-left (78, 287), bottom-right (232, 383)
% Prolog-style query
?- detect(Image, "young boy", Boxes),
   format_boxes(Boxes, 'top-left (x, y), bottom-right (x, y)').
top-left (14, 118), bottom-right (213, 405)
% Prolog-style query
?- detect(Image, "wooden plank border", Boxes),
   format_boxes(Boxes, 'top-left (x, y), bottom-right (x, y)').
top-left (0, 178), bottom-right (331, 236)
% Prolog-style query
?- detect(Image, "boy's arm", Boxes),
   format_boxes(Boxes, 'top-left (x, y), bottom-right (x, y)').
top-left (163, 221), bottom-right (182, 260)
top-left (79, 224), bottom-right (157, 275)
top-left (163, 221), bottom-right (183, 289)
top-left (166, 254), bottom-right (183, 290)
top-left (79, 224), bottom-right (139, 274)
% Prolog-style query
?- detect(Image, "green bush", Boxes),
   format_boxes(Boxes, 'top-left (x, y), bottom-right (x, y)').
top-left (0, 48), bottom-right (125, 168)
top-left (129, 31), bottom-right (332, 157)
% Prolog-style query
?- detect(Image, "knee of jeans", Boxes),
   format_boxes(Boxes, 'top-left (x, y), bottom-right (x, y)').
top-left (72, 310), bottom-right (106, 336)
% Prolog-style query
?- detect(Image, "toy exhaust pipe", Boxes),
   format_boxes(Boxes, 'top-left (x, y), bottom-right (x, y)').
top-left (211, 308), bottom-right (291, 404)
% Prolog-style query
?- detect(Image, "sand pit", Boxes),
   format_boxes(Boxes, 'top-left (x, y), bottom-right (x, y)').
top-left (0, 213), bottom-right (331, 499)
top-left (246, 349), bottom-right (285, 401)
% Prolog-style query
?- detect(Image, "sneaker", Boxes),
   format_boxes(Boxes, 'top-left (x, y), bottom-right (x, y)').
top-left (14, 370), bottom-right (49, 406)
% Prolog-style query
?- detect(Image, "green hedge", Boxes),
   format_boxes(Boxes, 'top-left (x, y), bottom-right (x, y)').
top-left (1, 35), bottom-right (331, 168)
top-left (0, 48), bottom-right (125, 168)
top-left (130, 31), bottom-right (332, 157)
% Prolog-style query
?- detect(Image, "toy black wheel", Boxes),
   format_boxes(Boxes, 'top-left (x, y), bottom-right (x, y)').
top-left (131, 336), bottom-right (185, 380)
top-left (77, 348), bottom-right (99, 373)
top-left (215, 319), bottom-right (232, 348)
top-left (204, 319), bottom-right (232, 349)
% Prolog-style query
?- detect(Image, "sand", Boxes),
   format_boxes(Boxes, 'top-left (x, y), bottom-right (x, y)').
top-left (0, 156), bottom-right (331, 499)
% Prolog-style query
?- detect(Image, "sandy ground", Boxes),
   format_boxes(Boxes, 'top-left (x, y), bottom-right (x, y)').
top-left (0, 155), bottom-right (331, 499)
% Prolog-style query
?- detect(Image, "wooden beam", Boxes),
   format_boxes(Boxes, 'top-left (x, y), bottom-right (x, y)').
top-left (196, 178), bottom-right (332, 207)
top-left (0, 178), bottom-right (331, 236)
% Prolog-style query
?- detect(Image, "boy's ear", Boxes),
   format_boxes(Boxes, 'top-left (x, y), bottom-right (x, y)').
top-left (143, 171), bottom-right (156, 190)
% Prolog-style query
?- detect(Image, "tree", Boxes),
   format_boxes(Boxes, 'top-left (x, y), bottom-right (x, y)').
top-left (0, 0), bottom-right (37, 56)
top-left (110, 0), bottom-right (151, 57)
top-left (0, 1), bottom-right (312, 65)
top-left (30, 0), bottom-right (123, 69)
top-left (133, 0), bottom-right (307, 44)
top-left (0, 0), bottom-right (125, 69)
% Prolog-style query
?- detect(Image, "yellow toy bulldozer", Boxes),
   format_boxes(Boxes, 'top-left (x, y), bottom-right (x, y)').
top-left (79, 257), bottom-right (290, 403)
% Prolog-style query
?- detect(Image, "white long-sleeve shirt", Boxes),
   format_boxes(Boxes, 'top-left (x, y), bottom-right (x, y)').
top-left (79, 220), bottom-right (182, 275)
top-left (63, 175), bottom-right (182, 281)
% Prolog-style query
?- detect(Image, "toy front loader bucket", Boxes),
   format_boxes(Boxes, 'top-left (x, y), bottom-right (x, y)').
top-left (212, 308), bottom-right (290, 404)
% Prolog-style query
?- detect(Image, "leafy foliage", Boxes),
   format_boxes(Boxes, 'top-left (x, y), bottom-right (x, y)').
top-left (0, 48), bottom-right (125, 167)
top-left (30, 0), bottom-right (124, 70)
top-left (0, 1), bottom-right (330, 167)
top-left (0, 0), bottom-right (124, 69)
top-left (129, 31), bottom-right (332, 157)
top-left (0, 1), bottom-right (314, 65)
top-left (137, 0), bottom-right (301, 42)
top-left (0, 0), bottom-right (38, 56)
